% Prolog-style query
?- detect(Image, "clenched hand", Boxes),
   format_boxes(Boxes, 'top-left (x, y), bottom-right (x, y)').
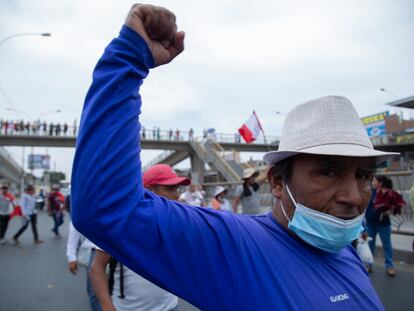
top-left (125, 4), bottom-right (185, 66)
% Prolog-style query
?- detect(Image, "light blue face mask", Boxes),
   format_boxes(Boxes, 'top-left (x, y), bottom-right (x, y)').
top-left (280, 184), bottom-right (364, 253)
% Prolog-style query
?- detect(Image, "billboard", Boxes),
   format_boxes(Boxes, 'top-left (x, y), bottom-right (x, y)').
top-left (28, 154), bottom-right (50, 170)
top-left (361, 111), bottom-right (389, 138)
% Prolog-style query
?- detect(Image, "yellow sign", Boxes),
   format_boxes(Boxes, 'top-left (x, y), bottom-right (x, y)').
top-left (396, 133), bottom-right (414, 144)
top-left (361, 112), bottom-right (389, 125)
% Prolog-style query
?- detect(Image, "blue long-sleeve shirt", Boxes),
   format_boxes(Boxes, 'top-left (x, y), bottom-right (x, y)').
top-left (72, 26), bottom-right (384, 311)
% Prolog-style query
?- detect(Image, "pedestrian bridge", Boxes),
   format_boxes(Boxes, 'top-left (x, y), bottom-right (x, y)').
top-left (1, 131), bottom-right (414, 184)
top-left (1, 132), bottom-right (414, 152)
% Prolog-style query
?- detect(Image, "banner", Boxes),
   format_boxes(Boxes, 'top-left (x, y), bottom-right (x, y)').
top-left (361, 111), bottom-right (389, 138)
top-left (28, 154), bottom-right (50, 170)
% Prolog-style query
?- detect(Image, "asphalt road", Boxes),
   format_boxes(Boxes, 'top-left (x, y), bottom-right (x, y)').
top-left (0, 211), bottom-right (413, 311)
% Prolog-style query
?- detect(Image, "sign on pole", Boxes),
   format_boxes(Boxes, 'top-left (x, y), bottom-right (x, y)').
top-left (28, 154), bottom-right (50, 170)
top-left (361, 111), bottom-right (389, 138)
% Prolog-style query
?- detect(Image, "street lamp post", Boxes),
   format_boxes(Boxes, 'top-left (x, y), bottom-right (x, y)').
top-left (0, 33), bottom-right (51, 47)
top-left (380, 87), bottom-right (405, 132)
top-left (0, 32), bottom-right (52, 112)
top-left (0, 32), bottom-right (51, 193)
top-left (27, 109), bottom-right (62, 179)
top-left (380, 88), bottom-right (398, 100)
top-left (36, 109), bottom-right (61, 119)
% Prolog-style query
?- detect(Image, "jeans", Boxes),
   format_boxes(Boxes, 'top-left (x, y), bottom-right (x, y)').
top-left (0, 214), bottom-right (10, 239)
top-left (366, 222), bottom-right (394, 268)
top-left (13, 214), bottom-right (39, 241)
top-left (87, 249), bottom-right (102, 311)
top-left (51, 211), bottom-right (64, 236)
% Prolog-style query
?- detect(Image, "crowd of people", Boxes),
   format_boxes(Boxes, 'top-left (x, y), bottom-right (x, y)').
top-left (141, 126), bottom-right (195, 141)
top-left (0, 119), bottom-right (78, 137)
top-left (1, 118), bottom-right (248, 146)
top-left (0, 184), bottom-right (69, 245)
top-left (2, 3), bottom-right (413, 310)
top-left (0, 184), bottom-right (70, 245)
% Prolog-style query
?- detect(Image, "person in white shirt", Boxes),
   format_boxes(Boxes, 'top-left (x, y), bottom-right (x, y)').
top-left (89, 164), bottom-right (185, 311)
top-left (67, 220), bottom-right (102, 311)
top-left (179, 184), bottom-right (204, 206)
top-left (92, 247), bottom-right (179, 311)
top-left (12, 185), bottom-right (43, 244)
top-left (210, 186), bottom-right (232, 212)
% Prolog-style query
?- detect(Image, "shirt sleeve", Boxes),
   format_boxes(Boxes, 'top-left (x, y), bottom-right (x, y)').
top-left (234, 185), bottom-right (243, 198)
top-left (66, 220), bottom-right (81, 262)
top-left (71, 26), bottom-right (241, 310)
top-left (20, 195), bottom-right (28, 216)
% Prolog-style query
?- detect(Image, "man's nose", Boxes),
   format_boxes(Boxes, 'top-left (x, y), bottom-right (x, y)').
top-left (336, 175), bottom-right (364, 208)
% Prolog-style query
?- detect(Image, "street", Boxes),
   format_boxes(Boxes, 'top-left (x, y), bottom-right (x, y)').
top-left (0, 211), bottom-right (413, 311)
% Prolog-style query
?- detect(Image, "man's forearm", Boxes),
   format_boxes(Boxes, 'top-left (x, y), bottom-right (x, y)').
top-left (89, 263), bottom-right (115, 311)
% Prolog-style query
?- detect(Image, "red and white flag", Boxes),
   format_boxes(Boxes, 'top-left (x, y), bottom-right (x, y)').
top-left (238, 111), bottom-right (263, 143)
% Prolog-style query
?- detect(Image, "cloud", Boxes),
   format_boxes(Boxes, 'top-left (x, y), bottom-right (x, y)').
top-left (1, 0), bottom-right (414, 179)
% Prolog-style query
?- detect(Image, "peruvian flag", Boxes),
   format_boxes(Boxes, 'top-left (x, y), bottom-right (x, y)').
top-left (238, 111), bottom-right (263, 143)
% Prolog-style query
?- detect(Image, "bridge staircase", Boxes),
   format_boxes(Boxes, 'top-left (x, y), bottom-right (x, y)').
top-left (190, 140), bottom-right (242, 182)
top-left (142, 149), bottom-right (190, 172)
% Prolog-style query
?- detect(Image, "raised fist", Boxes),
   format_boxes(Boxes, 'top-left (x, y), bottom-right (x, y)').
top-left (125, 4), bottom-right (185, 67)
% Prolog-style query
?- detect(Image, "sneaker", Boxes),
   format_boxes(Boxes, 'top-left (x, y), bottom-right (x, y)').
top-left (34, 240), bottom-right (44, 244)
top-left (13, 237), bottom-right (20, 245)
top-left (386, 268), bottom-right (396, 277)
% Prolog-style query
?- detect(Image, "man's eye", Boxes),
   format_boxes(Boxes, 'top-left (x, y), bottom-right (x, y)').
top-left (319, 169), bottom-right (335, 177)
top-left (356, 170), bottom-right (373, 180)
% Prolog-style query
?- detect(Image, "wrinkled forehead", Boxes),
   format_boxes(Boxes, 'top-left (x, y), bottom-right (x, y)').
top-left (293, 154), bottom-right (376, 170)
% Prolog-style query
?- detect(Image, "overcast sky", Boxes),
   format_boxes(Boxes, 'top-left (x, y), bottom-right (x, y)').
top-left (1, 0), bottom-right (414, 179)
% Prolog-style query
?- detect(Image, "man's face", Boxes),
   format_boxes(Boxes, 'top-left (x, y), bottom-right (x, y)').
top-left (189, 185), bottom-right (196, 192)
top-left (151, 185), bottom-right (180, 201)
top-left (217, 192), bottom-right (226, 200)
top-left (1, 188), bottom-right (7, 195)
top-left (245, 175), bottom-right (256, 185)
top-left (371, 177), bottom-right (380, 190)
top-left (277, 155), bottom-right (374, 220)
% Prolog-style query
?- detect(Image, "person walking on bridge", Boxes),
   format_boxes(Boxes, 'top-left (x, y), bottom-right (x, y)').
top-left (72, 4), bottom-right (398, 310)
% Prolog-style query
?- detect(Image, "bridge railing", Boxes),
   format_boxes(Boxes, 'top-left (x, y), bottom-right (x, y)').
top-left (142, 150), bottom-right (176, 172)
top-left (1, 123), bottom-right (280, 146)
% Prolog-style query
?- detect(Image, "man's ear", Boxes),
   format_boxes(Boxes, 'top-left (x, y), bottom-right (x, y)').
top-left (267, 166), bottom-right (284, 199)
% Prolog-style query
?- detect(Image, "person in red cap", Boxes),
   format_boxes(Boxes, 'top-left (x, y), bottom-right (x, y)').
top-left (142, 164), bottom-right (191, 200)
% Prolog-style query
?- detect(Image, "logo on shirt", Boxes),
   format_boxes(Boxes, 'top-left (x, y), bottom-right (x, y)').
top-left (330, 293), bottom-right (349, 303)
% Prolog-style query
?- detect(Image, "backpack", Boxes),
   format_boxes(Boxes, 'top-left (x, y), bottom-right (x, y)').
top-left (108, 257), bottom-right (125, 299)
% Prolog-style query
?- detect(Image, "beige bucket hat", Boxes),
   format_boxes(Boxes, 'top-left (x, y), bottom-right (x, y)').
top-left (242, 168), bottom-right (259, 179)
top-left (264, 96), bottom-right (399, 165)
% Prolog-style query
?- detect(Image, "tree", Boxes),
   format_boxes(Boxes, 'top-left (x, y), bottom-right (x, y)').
top-left (42, 171), bottom-right (66, 185)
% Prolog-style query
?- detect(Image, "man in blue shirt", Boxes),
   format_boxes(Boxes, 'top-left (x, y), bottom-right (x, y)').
top-left (72, 4), bottom-right (398, 310)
